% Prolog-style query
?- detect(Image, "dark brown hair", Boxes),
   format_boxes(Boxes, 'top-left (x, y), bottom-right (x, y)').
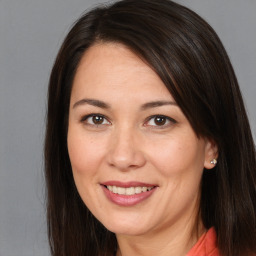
top-left (45, 0), bottom-right (256, 255)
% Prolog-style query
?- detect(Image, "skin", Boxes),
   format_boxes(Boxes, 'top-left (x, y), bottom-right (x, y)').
top-left (68, 43), bottom-right (217, 256)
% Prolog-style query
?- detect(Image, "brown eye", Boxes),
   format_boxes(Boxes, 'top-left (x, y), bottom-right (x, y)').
top-left (154, 116), bottom-right (167, 126)
top-left (82, 114), bottom-right (111, 126)
top-left (145, 115), bottom-right (176, 128)
top-left (92, 115), bottom-right (104, 124)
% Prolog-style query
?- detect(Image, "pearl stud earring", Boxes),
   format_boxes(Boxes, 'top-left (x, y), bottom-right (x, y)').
top-left (210, 159), bottom-right (217, 165)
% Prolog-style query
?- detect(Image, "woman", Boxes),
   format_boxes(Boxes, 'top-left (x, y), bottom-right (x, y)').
top-left (44, 0), bottom-right (256, 255)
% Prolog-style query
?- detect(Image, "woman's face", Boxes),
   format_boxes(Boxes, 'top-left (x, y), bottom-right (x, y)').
top-left (68, 43), bottom-right (216, 236)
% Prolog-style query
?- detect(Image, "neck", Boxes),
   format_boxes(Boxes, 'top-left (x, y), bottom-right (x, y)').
top-left (115, 217), bottom-right (205, 256)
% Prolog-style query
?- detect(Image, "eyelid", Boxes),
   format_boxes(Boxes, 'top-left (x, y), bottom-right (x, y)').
top-left (79, 113), bottom-right (176, 128)
top-left (144, 115), bottom-right (177, 128)
top-left (80, 113), bottom-right (111, 125)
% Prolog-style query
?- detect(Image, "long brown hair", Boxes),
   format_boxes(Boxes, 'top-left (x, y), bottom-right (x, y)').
top-left (45, 0), bottom-right (256, 255)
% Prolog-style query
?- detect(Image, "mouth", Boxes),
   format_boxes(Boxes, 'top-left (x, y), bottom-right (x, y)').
top-left (104, 185), bottom-right (154, 195)
top-left (101, 181), bottom-right (158, 206)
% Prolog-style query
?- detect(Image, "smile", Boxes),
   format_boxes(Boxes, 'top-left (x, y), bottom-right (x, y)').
top-left (105, 185), bottom-right (154, 195)
top-left (101, 181), bottom-right (157, 206)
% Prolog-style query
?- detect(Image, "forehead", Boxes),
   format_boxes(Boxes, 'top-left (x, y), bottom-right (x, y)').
top-left (71, 42), bottom-right (174, 103)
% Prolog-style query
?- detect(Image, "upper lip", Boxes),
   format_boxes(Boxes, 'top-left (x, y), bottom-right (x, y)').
top-left (101, 180), bottom-right (158, 188)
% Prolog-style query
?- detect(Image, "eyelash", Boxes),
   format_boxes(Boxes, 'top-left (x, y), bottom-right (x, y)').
top-left (144, 115), bottom-right (177, 129)
top-left (80, 114), bottom-right (111, 126)
top-left (80, 114), bottom-right (176, 128)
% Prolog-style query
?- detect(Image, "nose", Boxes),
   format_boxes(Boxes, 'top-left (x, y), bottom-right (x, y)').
top-left (106, 127), bottom-right (146, 171)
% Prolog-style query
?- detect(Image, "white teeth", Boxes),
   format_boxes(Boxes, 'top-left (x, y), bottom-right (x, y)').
top-left (106, 185), bottom-right (153, 195)
top-left (135, 187), bottom-right (142, 194)
top-left (126, 187), bottom-right (135, 195)
top-left (117, 187), bottom-right (125, 195)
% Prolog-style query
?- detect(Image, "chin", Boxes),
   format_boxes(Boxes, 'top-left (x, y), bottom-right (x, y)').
top-left (107, 225), bottom-right (149, 236)
top-left (99, 215), bottom-right (151, 236)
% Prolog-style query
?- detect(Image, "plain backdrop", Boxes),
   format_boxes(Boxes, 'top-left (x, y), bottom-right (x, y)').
top-left (1, 0), bottom-right (255, 255)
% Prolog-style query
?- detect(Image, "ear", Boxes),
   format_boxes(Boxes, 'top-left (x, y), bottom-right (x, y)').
top-left (204, 139), bottom-right (218, 170)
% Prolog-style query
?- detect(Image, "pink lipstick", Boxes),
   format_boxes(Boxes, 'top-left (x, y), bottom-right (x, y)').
top-left (101, 181), bottom-right (157, 206)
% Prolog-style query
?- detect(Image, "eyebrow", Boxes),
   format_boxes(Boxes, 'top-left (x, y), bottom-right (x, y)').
top-left (73, 99), bottom-right (110, 109)
top-left (140, 100), bottom-right (177, 110)
top-left (72, 98), bottom-right (177, 110)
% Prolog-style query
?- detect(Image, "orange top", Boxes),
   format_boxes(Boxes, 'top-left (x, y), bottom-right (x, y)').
top-left (186, 228), bottom-right (220, 256)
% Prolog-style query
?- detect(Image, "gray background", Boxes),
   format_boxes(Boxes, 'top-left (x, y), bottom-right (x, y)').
top-left (1, 0), bottom-right (255, 255)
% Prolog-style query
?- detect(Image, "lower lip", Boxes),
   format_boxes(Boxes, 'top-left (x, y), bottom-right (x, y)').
top-left (102, 185), bottom-right (157, 206)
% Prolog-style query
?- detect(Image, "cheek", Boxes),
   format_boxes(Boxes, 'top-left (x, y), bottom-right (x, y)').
top-left (67, 131), bottom-right (103, 176)
top-left (147, 133), bottom-right (205, 177)
top-left (67, 132), bottom-right (107, 217)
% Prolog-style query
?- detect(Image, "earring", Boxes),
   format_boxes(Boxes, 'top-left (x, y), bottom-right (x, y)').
top-left (210, 159), bottom-right (217, 165)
